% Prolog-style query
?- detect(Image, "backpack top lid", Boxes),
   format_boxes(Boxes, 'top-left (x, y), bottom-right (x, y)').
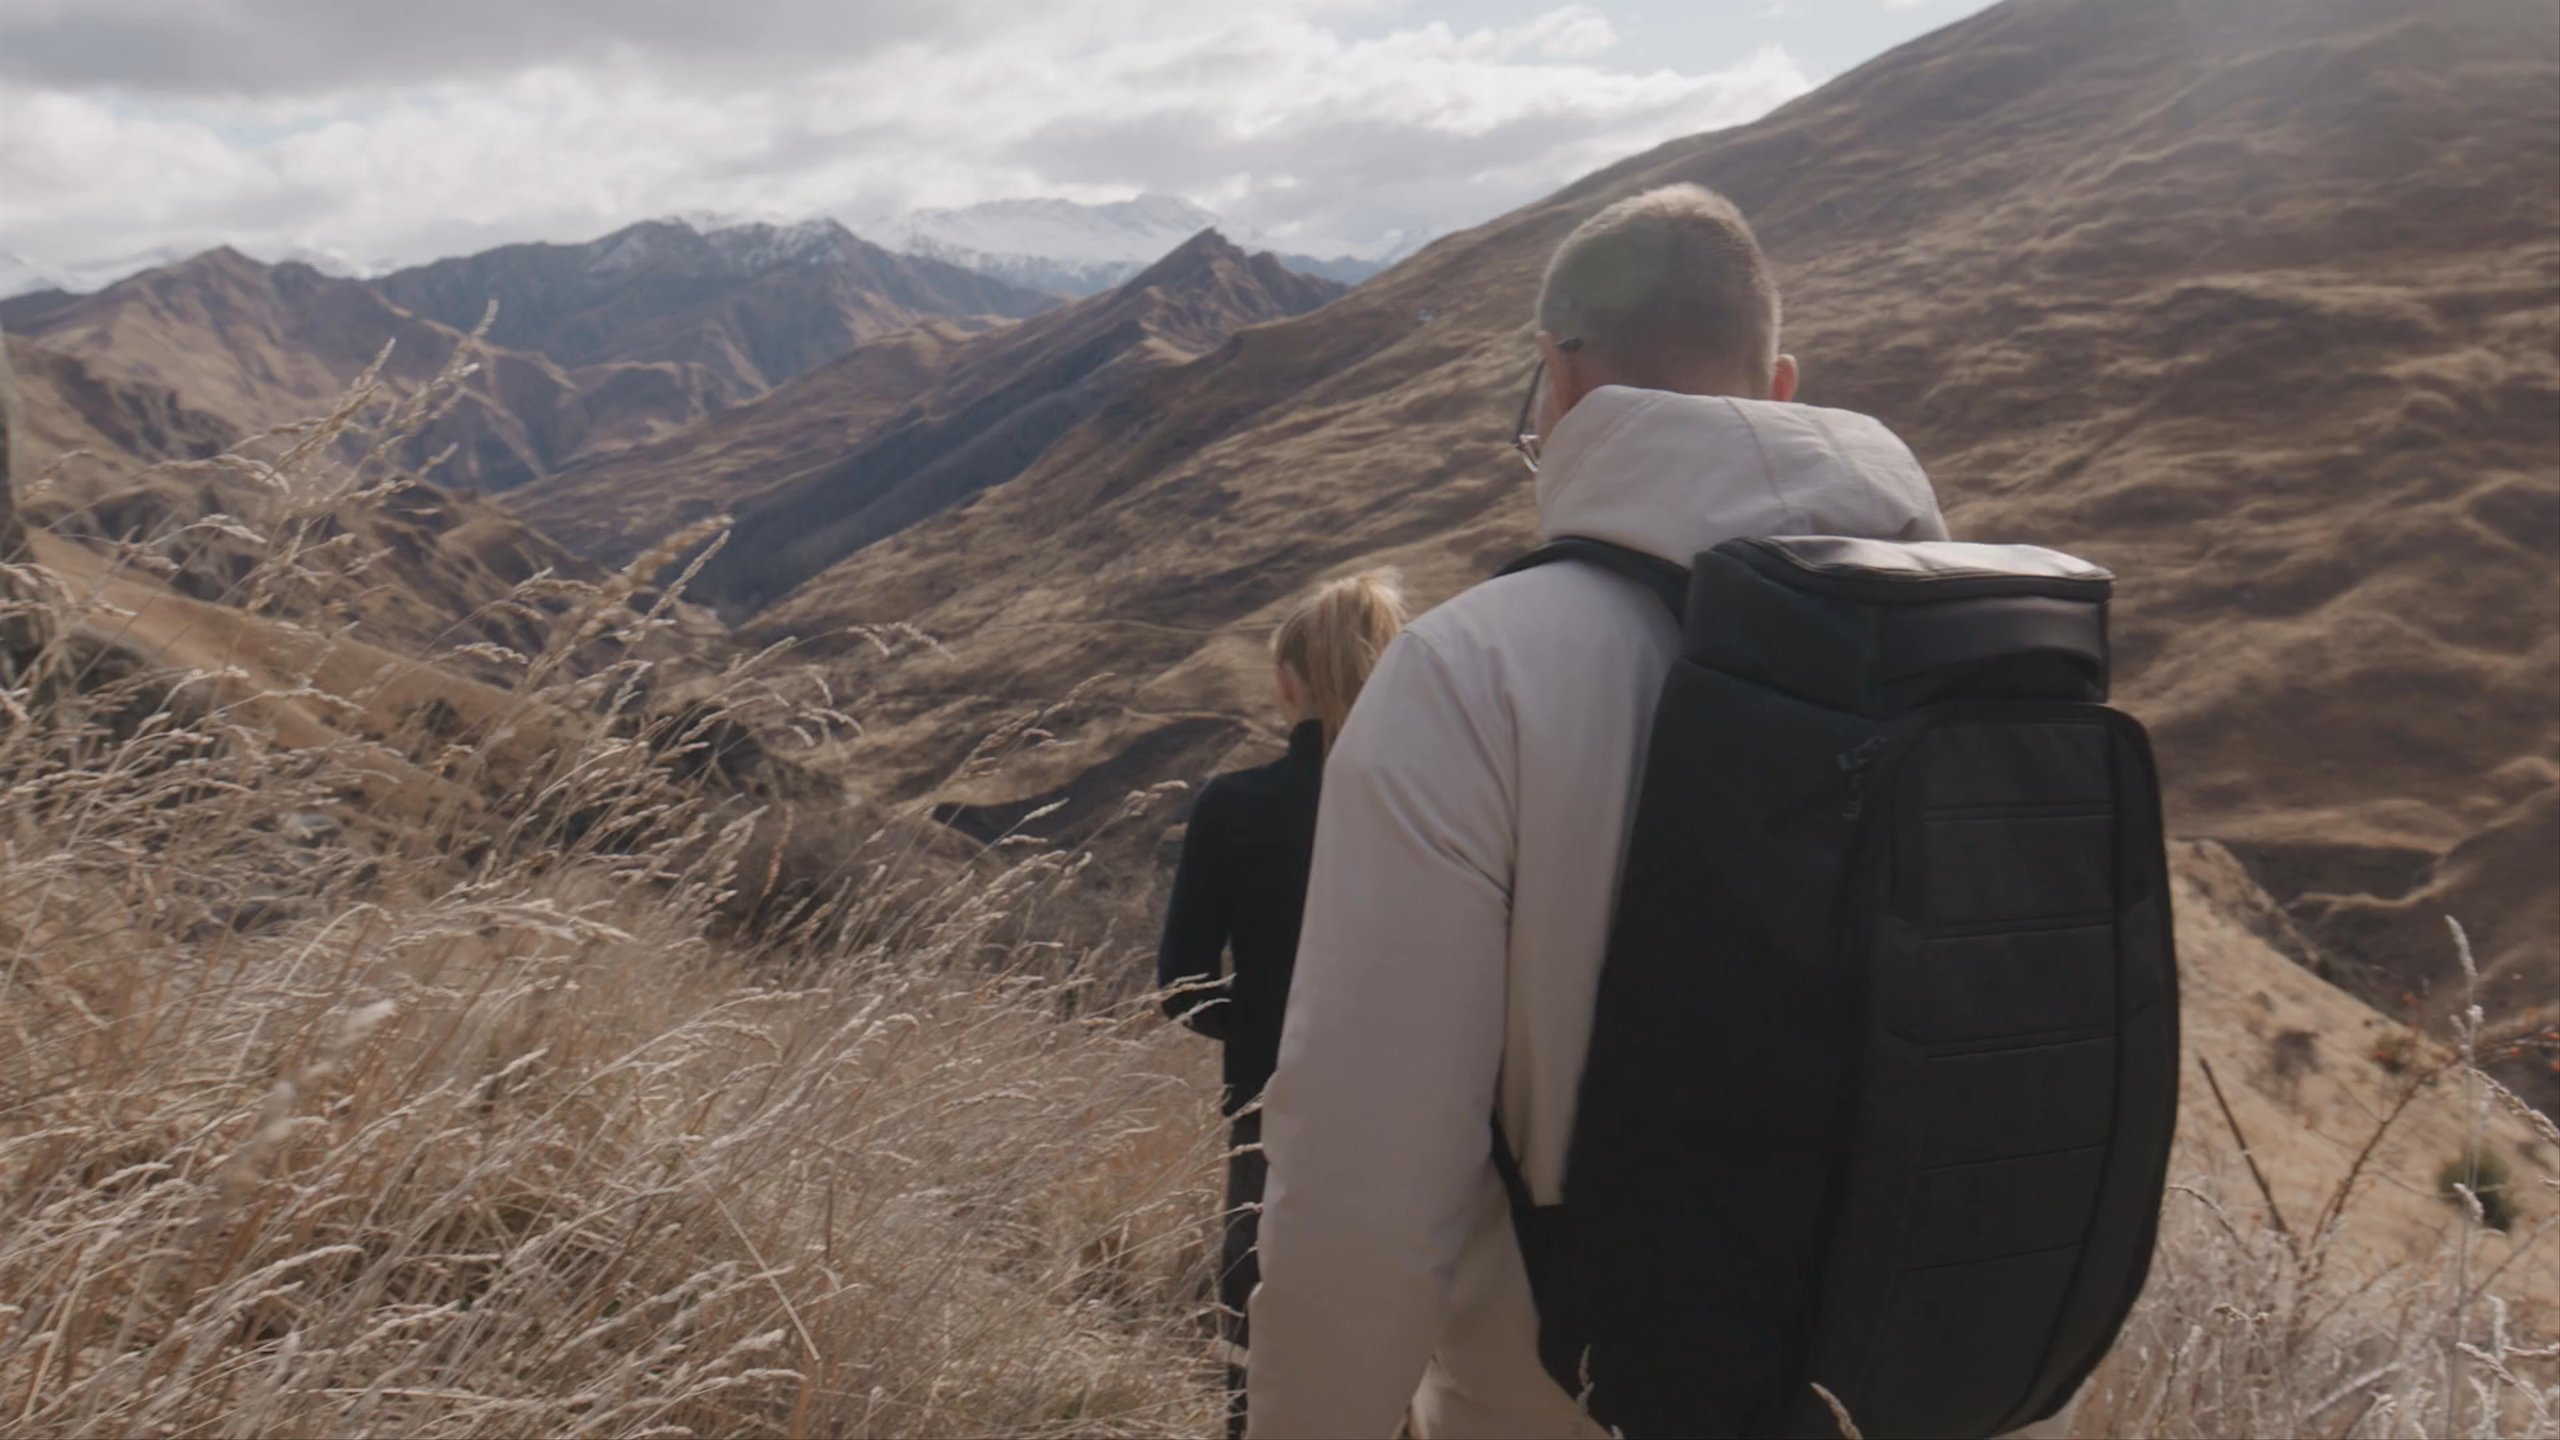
top-left (1729, 536), bottom-right (2114, 602)
top-left (1691, 536), bottom-right (2114, 718)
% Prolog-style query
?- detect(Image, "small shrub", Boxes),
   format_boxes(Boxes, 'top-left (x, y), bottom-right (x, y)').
top-left (2261, 1026), bottom-right (2319, 1102)
top-left (2371, 1027), bottom-right (2417, 1074)
top-left (2437, 1146), bottom-right (2518, 1232)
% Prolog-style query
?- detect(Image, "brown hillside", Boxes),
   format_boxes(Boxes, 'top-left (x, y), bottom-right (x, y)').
top-left (743, 0), bottom-right (2558, 1078)
top-left (7, 221), bottom-right (1063, 498)
top-left (2, 328), bottom-right (694, 683)
top-left (1, 319), bottom-right (973, 955)
top-left (19, 249), bottom-right (450, 428)
top-left (2163, 840), bottom-right (2554, 1296)
top-left (0, 286), bottom-right (82, 333)
top-left (367, 219), bottom-right (1057, 404)
top-left (511, 318), bottom-right (998, 563)
top-left (535, 230), bottom-right (1343, 614)
top-left (3, 333), bottom-right (240, 500)
top-left (6, 248), bottom-right (699, 489)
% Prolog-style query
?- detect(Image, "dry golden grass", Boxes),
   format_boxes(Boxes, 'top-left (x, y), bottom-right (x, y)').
top-left (2047, 930), bottom-right (2560, 1439)
top-left (0, 352), bottom-right (1228, 1439)
top-left (0, 351), bottom-right (2551, 1439)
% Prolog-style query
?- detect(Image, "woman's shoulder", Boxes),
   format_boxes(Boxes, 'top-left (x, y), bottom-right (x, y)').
top-left (1194, 752), bottom-right (1295, 820)
top-left (1188, 769), bottom-right (1243, 824)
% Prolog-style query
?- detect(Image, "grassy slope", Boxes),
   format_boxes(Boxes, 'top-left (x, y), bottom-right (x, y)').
top-left (752, 0), bottom-right (2557, 1052)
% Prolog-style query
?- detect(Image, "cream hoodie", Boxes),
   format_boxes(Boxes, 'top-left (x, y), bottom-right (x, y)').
top-left (1247, 386), bottom-right (1949, 1440)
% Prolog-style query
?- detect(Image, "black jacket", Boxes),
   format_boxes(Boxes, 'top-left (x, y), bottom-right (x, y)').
top-left (1157, 720), bottom-right (1325, 1114)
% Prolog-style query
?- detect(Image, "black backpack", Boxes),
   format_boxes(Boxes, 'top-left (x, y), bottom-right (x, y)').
top-left (1490, 534), bottom-right (2180, 1439)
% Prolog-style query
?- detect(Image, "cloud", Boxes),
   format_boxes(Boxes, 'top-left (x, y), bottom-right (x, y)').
top-left (0, 1), bottom-right (1811, 278)
top-left (1006, 24), bottom-right (1806, 253)
top-left (0, 0), bottom-right (1011, 95)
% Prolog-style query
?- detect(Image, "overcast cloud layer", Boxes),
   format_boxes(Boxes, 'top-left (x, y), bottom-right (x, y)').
top-left (0, 0), bottom-right (1968, 285)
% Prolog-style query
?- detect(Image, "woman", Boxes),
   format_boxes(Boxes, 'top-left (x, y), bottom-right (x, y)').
top-left (1156, 570), bottom-right (1406, 1439)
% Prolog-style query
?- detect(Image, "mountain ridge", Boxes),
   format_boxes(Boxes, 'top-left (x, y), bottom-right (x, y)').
top-left (894, 194), bottom-right (1396, 296)
top-left (509, 317), bottom-right (996, 563)
top-left (513, 228), bottom-right (1346, 613)
top-left (2, 198), bottom-right (1399, 312)
top-left (0, 218), bottom-right (1064, 494)
top-left (366, 217), bottom-right (1059, 404)
top-left (7, 246), bottom-right (609, 490)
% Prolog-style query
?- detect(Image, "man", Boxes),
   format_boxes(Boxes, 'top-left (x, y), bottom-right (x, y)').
top-left (1245, 184), bottom-right (1950, 1438)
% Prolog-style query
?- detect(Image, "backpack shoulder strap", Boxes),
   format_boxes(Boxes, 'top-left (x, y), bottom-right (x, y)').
top-left (1484, 537), bottom-right (1690, 1252)
top-left (1498, 535), bottom-right (1689, 620)
top-left (1490, 1115), bottom-right (1535, 1212)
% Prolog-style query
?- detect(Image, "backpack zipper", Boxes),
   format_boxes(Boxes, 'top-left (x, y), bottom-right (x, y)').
top-left (1837, 735), bottom-right (1890, 819)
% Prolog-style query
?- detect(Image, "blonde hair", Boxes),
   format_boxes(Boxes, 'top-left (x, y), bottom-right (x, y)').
top-left (1272, 570), bottom-right (1407, 751)
top-left (1534, 183), bottom-right (1780, 391)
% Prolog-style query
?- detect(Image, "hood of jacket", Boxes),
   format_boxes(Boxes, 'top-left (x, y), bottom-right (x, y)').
top-left (1533, 385), bottom-right (1949, 560)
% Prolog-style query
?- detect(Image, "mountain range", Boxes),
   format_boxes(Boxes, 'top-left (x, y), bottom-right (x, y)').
top-left (0, 195), bottom-right (1394, 312)
top-left (1, 0), bottom-right (2550, 1111)
top-left (0, 200), bottom-right (1379, 496)
top-left (0, 240), bottom-right (381, 305)
top-left (6, 247), bottom-right (643, 492)
top-left (365, 218), bottom-right (1056, 406)
top-left (0, 216), bottom-right (1064, 492)
top-left (512, 230), bottom-right (1342, 596)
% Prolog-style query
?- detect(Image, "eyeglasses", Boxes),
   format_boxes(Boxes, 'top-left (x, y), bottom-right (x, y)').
top-left (1510, 337), bottom-right (1581, 474)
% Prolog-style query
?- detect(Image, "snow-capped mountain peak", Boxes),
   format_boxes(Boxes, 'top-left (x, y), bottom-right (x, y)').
top-left (588, 215), bottom-right (868, 280)
top-left (701, 217), bottom-right (861, 272)
top-left (881, 193), bottom-right (1398, 296)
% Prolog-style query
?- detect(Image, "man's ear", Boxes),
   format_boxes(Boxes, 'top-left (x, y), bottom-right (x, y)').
top-left (1537, 331), bottom-right (1592, 431)
top-left (1769, 353), bottom-right (1799, 404)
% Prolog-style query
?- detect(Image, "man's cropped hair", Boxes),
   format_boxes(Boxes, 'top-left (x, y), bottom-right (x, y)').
top-left (1535, 183), bottom-right (1781, 390)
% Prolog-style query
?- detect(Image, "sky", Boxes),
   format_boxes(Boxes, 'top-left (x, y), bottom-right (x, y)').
top-left (0, 0), bottom-right (1995, 288)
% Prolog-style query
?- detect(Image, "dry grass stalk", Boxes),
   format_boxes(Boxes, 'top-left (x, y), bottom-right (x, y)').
top-left (2057, 920), bottom-right (2557, 1440)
